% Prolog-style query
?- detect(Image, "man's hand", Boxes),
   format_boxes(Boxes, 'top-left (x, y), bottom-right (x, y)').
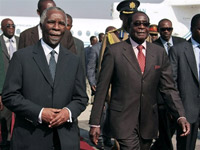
top-left (49, 108), bottom-right (70, 128)
top-left (0, 96), bottom-right (4, 111)
top-left (42, 108), bottom-right (61, 124)
top-left (177, 117), bottom-right (190, 136)
top-left (89, 127), bottom-right (100, 145)
top-left (91, 85), bottom-right (96, 92)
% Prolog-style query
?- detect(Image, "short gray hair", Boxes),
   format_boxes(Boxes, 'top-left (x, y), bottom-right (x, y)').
top-left (40, 6), bottom-right (67, 25)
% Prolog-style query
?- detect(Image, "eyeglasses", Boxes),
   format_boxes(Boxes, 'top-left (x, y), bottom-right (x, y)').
top-left (6, 24), bottom-right (15, 28)
top-left (160, 27), bottom-right (173, 32)
top-left (150, 33), bottom-right (158, 36)
top-left (133, 22), bottom-right (150, 27)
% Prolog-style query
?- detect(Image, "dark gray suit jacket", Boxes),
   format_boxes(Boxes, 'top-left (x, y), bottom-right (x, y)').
top-left (90, 39), bottom-right (185, 139)
top-left (2, 41), bottom-right (88, 150)
top-left (0, 34), bottom-right (19, 74)
top-left (87, 42), bottom-right (101, 86)
top-left (169, 40), bottom-right (200, 123)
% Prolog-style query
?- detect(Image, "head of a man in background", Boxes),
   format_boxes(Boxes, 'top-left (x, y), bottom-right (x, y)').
top-left (1, 18), bottom-right (15, 39)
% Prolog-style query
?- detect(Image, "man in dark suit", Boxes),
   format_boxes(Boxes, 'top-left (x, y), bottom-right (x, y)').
top-left (18, 0), bottom-right (76, 54)
top-left (89, 11), bottom-right (190, 150)
top-left (154, 18), bottom-right (186, 54)
top-left (66, 13), bottom-right (86, 75)
top-left (2, 7), bottom-right (88, 150)
top-left (169, 14), bottom-right (200, 150)
top-left (151, 18), bottom-right (186, 150)
top-left (0, 18), bottom-right (19, 147)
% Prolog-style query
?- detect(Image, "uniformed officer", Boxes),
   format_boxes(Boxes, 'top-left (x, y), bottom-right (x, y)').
top-left (98, 0), bottom-right (140, 72)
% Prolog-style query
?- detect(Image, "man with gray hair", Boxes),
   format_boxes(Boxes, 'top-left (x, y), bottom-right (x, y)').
top-left (2, 7), bottom-right (88, 150)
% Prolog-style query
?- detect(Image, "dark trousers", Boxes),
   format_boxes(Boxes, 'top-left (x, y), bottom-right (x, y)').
top-left (117, 124), bottom-right (152, 150)
top-left (176, 117), bottom-right (199, 150)
top-left (151, 105), bottom-right (176, 150)
top-left (53, 129), bottom-right (61, 150)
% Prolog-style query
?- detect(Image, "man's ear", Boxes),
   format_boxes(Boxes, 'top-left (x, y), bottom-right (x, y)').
top-left (37, 9), bottom-right (40, 16)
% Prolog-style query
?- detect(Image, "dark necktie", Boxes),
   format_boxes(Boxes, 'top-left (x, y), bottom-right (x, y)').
top-left (137, 45), bottom-right (145, 74)
top-left (49, 50), bottom-right (56, 80)
top-left (167, 42), bottom-right (171, 54)
top-left (9, 39), bottom-right (15, 59)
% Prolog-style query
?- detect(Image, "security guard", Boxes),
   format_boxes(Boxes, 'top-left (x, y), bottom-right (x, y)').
top-left (98, 0), bottom-right (140, 72)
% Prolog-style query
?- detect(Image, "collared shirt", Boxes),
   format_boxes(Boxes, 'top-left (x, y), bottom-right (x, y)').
top-left (130, 37), bottom-right (147, 57)
top-left (38, 39), bottom-right (72, 123)
top-left (191, 37), bottom-right (200, 78)
top-left (37, 24), bottom-right (42, 40)
top-left (3, 35), bottom-right (17, 55)
top-left (160, 37), bottom-right (173, 54)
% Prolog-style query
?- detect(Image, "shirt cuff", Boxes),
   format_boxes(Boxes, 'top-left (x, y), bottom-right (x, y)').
top-left (90, 125), bottom-right (100, 127)
top-left (64, 107), bottom-right (72, 123)
top-left (38, 108), bottom-right (44, 124)
top-left (177, 116), bottom-right (186, 123)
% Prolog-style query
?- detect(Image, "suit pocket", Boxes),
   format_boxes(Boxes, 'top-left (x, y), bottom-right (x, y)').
top-left (109, 102), bottom-right (123, 112)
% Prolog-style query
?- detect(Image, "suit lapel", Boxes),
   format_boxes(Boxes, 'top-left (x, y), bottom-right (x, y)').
top-left (143, 42), bottom-right (155, 78)
top-left (0, 35), bottom-right (10, 60)
top-left (53, 47), bottom-right (70, 87)
top-left (122, 39), bottom-right (141, 75)
top-left (184, 43), bottom-right (198, 81)
top-left (32, 41), bottom-right (54, 87)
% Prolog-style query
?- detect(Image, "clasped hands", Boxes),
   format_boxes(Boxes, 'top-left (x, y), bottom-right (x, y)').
top-left (42, 108), bottom-right (69, 128)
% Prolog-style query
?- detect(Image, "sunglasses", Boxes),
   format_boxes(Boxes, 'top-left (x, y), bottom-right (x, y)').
top-left (133, 22), bottom-right (150, 27)
top-left (6, 24), bottom-right (15, 28)
top-left (150, 33), bottom-right (158, 36)
top-left (160, 27), bottom-right (173, 32)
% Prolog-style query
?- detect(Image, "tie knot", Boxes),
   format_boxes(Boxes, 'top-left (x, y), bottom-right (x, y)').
top-left (137, 45), bottom-right (144, 52)
top-left (50, 50), bottom-right (56, 56)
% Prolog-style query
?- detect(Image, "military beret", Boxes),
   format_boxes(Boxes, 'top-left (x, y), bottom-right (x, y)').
top-left (149, 24), bottom-right (158, 34)
top-left (117, 0), bottom-right (140, 14)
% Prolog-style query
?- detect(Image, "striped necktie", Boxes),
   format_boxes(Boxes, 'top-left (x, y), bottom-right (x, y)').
top-left (137, 45), bottom-right (145, 74)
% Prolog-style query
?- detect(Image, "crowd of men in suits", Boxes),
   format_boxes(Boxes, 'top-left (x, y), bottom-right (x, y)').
top-left (0, 0), bottom-right (200, 150)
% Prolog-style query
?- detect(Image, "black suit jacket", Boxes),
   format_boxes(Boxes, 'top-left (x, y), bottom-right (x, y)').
top-left (89, 39), bottom-right (185, 139)
top-left (153, 36), bottom-right (186, 105)
top-left (2, 41), bottom-right (88, 149)
top-left (169, 40), bottom-right (200, 123)
top-left (154, 36), bottom-right (186, 49)
top-left (73, 37), bottom-right (85, 75)
top-left (18, 25), bottom-right (77, 54)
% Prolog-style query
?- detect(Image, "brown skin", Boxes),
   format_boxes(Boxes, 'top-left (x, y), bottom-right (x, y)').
top-left (66, 16), bottom-right (73, 31)
top-left (89, 12), bottom-right (190, 145)
top-left (0, 96), bottom-right (4, 111)
top-left (1, 19), bottom-right (15, 39)
top-left (158, 20), bottom-right (173, 42)
top-left (191, 19), bottom-right (200, 44)
top-left (41, 9), bottom-right (69, 127)
top-left (91, 37), bottom-right (98, 45)
top-left (37, 0), bottom-right (56, 16)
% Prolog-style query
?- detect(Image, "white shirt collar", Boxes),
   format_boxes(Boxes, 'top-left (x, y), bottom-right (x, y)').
top-left (3, 35), bottom-right (16, 43)
top-left (41, 39), bottom-right (60, 56)
top-left (130, 37), bottom-right (147, 49)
